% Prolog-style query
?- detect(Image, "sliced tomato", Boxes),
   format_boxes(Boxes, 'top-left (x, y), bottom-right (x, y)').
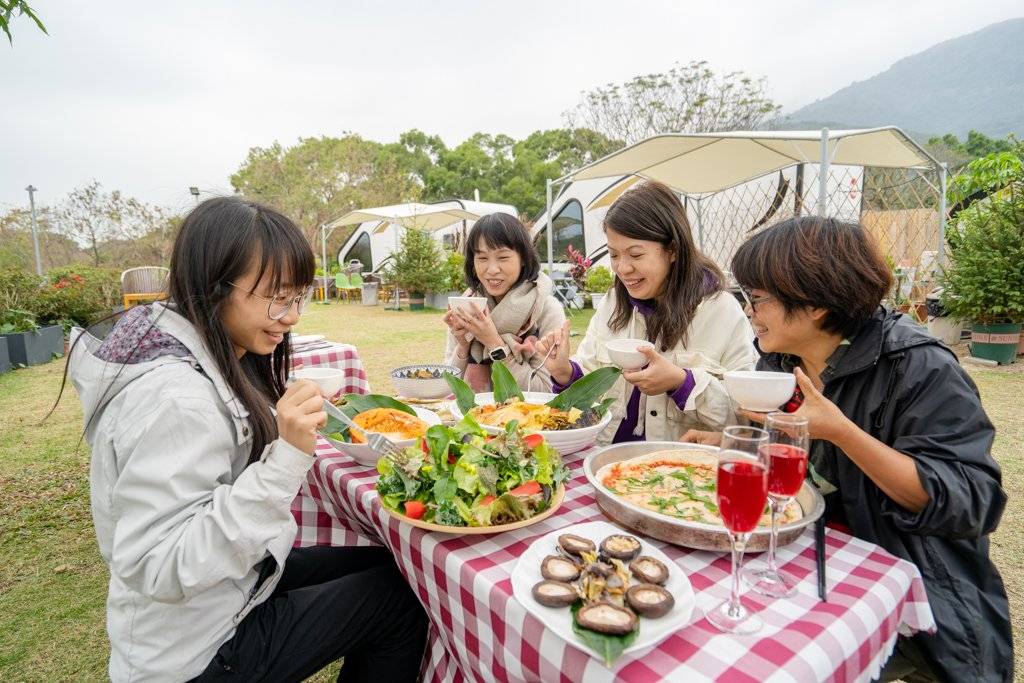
top-left (403, 501), bottom-right (426, 519)
top-left (509, 480), bottom-right (542, 497)
top-left (447, 453), bottom-right (457, 465)
top-left (523, 433), bottom-right (544, 449)
top-left (420, 438), bottom-right (429, 454)
top-left (479, 495), bottom-right (496, 506)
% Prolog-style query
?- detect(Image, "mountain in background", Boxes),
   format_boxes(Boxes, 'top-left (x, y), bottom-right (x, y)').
top-left (787, 18), bottom-right (1023, 138)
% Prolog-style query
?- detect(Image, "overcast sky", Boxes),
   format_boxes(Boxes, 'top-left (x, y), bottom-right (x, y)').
top-left (3, 0), bottom-right (1021, 215)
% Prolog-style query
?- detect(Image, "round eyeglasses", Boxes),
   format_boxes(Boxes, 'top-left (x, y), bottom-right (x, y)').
top-left (738, 287), bottom-right (774, 311)
top-left (229, 282), bottom-right (314, 320)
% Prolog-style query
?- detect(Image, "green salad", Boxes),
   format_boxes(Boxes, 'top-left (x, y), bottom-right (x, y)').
top-left (376, 416), bottom-right (569, 527)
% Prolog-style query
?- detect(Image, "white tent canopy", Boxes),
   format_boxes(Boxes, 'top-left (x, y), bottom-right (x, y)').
top-left (324, 202), bottom-right (479, 232)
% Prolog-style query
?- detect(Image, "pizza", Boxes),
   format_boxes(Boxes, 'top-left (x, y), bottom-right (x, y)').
top-left (596, 449), bottom-right (802, 527)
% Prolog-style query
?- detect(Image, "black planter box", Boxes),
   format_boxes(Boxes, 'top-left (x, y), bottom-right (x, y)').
top-left (0, 336), bottom-right (10, 374)
top-left (2, 324), bottom-right (64, 366)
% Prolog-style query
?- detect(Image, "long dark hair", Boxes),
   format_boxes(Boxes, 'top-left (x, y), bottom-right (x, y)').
top-left (605, 181), bottom-right (723, 349)
top-left (464, 213), bottom-right (541, 295)
top-left (168, 197), bottom-right (315, 463)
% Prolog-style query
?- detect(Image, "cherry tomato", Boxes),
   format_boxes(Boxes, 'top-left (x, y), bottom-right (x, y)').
top-left (523, 433), bottom-right (544, 449)
top-left (509, 480), bottom-right (542, 497)
top-left (404, 501), bottom-right (426, 519)
top-left (479, 495), bottom-right (496, 506)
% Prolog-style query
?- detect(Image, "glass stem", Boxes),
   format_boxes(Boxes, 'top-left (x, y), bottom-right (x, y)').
top-left (767, 497), bottom-right (780, 574)
top-left (729, 532), bottom-right (747, 617)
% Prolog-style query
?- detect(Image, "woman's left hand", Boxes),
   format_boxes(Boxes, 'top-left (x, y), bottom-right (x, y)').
top-left (742, 367), bottom-right (854, 443)
top-left (621, 345), bottom-right (688, 396)
top-left (451, 305), bottom-right (503, 350)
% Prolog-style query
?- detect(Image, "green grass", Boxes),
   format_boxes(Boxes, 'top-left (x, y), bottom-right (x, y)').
top-left (1, 303), bottom-right (1020, 681)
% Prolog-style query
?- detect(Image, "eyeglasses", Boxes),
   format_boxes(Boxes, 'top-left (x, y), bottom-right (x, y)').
top-left (229, 282), bottom-right (314, 320)
top-left (738, 287), bottom-right (774, 311)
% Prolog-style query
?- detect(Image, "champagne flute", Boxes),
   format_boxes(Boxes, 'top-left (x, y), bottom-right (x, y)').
top-left (744, 413), bottom-right (809, 597)
top-left (705, 426), bottom-right (769, 635)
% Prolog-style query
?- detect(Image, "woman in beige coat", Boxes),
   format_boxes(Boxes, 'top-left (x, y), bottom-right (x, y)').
top-left (443, 213), bottom-right (565, 392)
top-left (535, 181), bottom-right (756, 444)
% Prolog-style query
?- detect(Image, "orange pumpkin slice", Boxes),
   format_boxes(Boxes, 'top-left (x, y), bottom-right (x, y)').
top-left (350, 407), bottom-right (428, 444)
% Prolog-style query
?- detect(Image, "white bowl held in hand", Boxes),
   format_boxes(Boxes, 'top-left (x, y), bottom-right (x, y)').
top-left (604, 338), bottom-right (656, 371)
top-left (292, 367), bottom-right (345, 398)
top-left (723, 370), bottom-right (796, 412)
top-left (448, 296), bottom-right (488, 316)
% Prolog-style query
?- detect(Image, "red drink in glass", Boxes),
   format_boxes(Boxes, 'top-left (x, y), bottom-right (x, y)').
top-left (717, 460), bottom-right (768, 533)
top-left (766, 444), bottom-right (808, 497)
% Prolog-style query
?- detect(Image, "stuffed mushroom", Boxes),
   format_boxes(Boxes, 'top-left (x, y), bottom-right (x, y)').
top-left (629, 556), bottom-right (669, 585)
top-left (532, 580), bottom-right (579, 608)
top-left (599, 534), bottom-right (642, 562)
top-left (575, 602), bottom-right (639, 635)
top-left (541, 555), bottom-right (581, 582)
top-left (625, 584), bottom-right (675, 618)
top-left (558, 534), bottom-right (596, 558)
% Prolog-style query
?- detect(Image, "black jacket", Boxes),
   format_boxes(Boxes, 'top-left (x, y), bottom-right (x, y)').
top-left (757, 308), bottom-right (1012, 682)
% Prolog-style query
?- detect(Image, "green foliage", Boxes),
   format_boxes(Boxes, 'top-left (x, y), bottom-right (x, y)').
top-left (0, 308), bottom-right (38, 334)
top-left (584, 266), bottom-right (614, 293)
top-left (928, 131), bottom-right (1015, 169)
top-left (443, 251), bottom-right (466, 292)
top-left (383, 228), bottom-right (447, 296)
top-left (0, 268), bottom-right (43, 311)
top-left (31, 267), bottom-right (122, 330)
top-left (0, 0), bottom-right (46, 44)
top-left (948, 148), bottom-right (1024, 206)
top-left (940, 187), bottom-right (1024, 324)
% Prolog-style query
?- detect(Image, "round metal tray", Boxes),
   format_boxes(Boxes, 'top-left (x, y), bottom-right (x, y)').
top-left (583, 441), bottom-right (824, 552)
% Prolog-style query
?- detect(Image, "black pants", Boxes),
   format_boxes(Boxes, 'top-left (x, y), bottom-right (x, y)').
top-left (191, 546), bottom-right (428, 683)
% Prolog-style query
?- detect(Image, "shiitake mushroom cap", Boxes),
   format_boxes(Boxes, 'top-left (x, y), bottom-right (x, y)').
top-left (532, 580), bottom-right (578, 607)
top-left (558, 533), bottom-right (596, 558)
top-left (625, 583), bottom-right (675, 618)
top-left (629, 556), bottom-right (670, 585)
top-left (541, 555), bottom-right (581, 582)
top-left (575, 602), bottom-right (639, 635)
top-left (600, 534), bottom-right (642, 562)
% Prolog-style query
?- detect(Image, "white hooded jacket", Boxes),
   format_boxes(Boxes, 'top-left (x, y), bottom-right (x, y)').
top-left (69, 302), bottom-right (313, 682)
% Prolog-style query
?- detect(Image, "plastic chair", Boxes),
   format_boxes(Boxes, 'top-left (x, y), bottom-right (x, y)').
top-left (349, 272), bottom-right (364, 288)
top-left (335, 273), bottom-right (359, 301)
top-left (121, 267), bottom-right (169, 309)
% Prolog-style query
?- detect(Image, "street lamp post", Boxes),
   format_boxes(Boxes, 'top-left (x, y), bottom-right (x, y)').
top-left (189, 186), bottom-right (200, 204)
top-left (25, 185), bottom-right (43, 276)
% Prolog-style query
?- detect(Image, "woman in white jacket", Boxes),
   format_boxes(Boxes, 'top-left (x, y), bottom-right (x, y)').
top-left (535, 181), bottom-right (756, 443)
top-left (68, 198), bottom-right (426, 682)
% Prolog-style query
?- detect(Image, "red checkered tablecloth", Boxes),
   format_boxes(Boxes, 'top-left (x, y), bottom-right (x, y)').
top-left (291, 438), bottom-right (935, 683)
top-left (290, 342), bottom-right (370, 394)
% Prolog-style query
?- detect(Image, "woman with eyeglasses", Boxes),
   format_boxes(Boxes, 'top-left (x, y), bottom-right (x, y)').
top-left (67, 197), bottom-right (426, 682)
top-left (683, 216), bottom-right (1011, 682)
top-left (534, 181), bottom-right (756, 443)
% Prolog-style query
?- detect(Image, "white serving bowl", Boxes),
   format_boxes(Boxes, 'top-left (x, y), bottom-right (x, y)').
top-left (449, 391), bottom-right (613, 455)
top-left (322, 406), bottom-right (442, 467)
top-left (292, 367), bottom-right (345, 397)
top-left (723, 370), bottom-right (796, 412)
top-left (447, 296), bottom-right (488, 316)
top-left (604, 338), bottom-right (656, 370)
top-left (390, 364), bottom-right (462, 400)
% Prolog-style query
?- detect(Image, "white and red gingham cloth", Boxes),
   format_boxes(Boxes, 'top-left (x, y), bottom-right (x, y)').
top-left (290, 342), bottom-right (370, 395)
top-left (291, 437), bottom-right (936, 683)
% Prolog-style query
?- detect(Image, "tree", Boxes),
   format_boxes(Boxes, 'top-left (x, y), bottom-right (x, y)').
top-left (926, 131), bottom-right (1015, 171)
top-left (1, 0), bottom-right (46, 44)
top-left (230, 134), bottom-right (422, 245)
top-left (564, 61), bottom-right (782, 144)
top-left (0, 207), bottom-right (85, 271)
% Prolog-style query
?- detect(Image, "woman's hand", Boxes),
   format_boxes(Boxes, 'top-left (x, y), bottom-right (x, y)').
top-left (534, 320), bottom-right (573, 385)
top-left (276, 380), bottom-right (327, 455)
top-left (443, 309), bottom-right (471, 351)
top-left (621, 345), bottom-right (688, 396)
top-left (741, 367), bottom-right (854, 443)
top-left (451, 305), bottom-right (503, 350)
top-left (680, 429), bottom-right (722, 446)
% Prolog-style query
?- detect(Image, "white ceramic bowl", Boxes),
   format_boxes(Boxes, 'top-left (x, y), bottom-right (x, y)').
top-left (604, 338), bottom-right (656, 370)
top-left (449, 391), bottom-right (613, 455)
top-left (292, 367), bottom-right (345, 397)
top-left (447, 296), bottom-right (488, 316)
top-left (723, 370), bottom-right (796, 412)
top-left (390, 364), bottom-right (462, 400)
top-left (323, 406), bottom-right (442, 467)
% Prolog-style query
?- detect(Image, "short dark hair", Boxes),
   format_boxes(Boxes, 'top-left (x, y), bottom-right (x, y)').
top-left (730, 216), bottom-right (893, 338)
top-left (464, 213), bottom-right (541, 294)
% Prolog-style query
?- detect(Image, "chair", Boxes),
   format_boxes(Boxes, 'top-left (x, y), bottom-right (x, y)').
top-left (121, 267), bottom-right (169, 309)
top-left (335, 273), bottom-right (359, 301)
top-left (550, 271), bottom-right (582, 311)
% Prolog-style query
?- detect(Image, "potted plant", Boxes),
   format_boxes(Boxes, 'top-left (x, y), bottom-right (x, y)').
top-left (940, 187), bottom-right (1024, 364)
top-left (566, 245), bottom-right (591, 308)
top-left (384, 228), bottom-right (447, 311)
top-left (429, 251), bottom-right (467, 309)
top-left (0, 334), bottom-right (10, 374)
top-left (0, 309), bottom-right (64, 366)
top-left (585, 266), bottom-right (614, 310)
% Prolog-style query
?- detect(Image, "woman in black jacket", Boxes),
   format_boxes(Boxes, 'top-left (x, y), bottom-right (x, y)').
top-left (685, 217), bottom-right (1011, 682)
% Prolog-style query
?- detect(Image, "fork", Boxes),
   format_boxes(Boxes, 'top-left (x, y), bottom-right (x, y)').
top-left (527, 339), bottom-right (558, 391)
top-left (321, 400), bottom-right (401, 457)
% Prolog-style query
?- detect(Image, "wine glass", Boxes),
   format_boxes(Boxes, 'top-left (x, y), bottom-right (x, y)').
top-left (744, 412), bottom-right (809, 597)
top-left (705, 426), bottom-right (769, 635)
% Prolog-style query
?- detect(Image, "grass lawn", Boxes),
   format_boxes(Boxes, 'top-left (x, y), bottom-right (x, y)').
top-left (1, 302), bottom-right (1020, 681)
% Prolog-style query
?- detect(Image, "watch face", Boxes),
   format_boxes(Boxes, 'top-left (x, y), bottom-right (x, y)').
top-left (489, 347), bottom-right (507, 361)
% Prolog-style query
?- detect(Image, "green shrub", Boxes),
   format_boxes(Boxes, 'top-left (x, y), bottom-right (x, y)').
top-left (384, 229), bottom-right (447, 296)
top-left (0, 308), bottom-right (39, 334)
top-left (443, 251), bottom-right (466, 292)
top-left (0, 269), bottom-right (44, 312)
top-left (32, 266), bottom-right (122, 331)
top-left (584, 266), bottom-right (614, 293)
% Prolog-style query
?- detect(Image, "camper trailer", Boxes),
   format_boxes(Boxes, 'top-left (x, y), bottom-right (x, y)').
top-left (335, 199), bottom-right (518, 274)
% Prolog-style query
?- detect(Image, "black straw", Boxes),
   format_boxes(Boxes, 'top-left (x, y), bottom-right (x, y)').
top-left (816, 516), bottom-right (827, 602)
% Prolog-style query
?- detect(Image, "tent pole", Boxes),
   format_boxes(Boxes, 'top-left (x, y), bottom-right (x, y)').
top-left (938, 162), bottom-right (948, 266)
top-left (818, 128), bottom-right (830, 217)
top-left (320, 224), bottom-right (330, 304)
top-left (545, 179), bottom-right (554, 274)
top-left (794, 163), bottom-right (804, 216)
top-left (694, 198), bottom-right (705, 251)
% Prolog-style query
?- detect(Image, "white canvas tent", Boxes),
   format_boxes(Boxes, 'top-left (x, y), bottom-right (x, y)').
top-left (540, 127), bottom-right (947, 274)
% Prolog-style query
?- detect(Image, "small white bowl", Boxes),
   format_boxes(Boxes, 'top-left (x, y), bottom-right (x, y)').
top-left (448, 296), bottom-right (488, 316)
top-left (604, 338), bottom-right (656, 371)
top-left (323, 406), bottom-right (442, 467)
top-left (723, 371), bottom-right (796, 412)
top-left (390, 364), bottom-right (462, 400)
top-left (292, 367), bottom-right (345, 397)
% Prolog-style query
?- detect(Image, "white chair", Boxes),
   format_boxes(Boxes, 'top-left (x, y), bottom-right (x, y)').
top-left (121, 267), bottom-right (169, 309)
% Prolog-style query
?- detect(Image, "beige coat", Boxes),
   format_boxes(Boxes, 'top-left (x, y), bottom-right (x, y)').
top-left (575, 288), bottom-right (757, 444)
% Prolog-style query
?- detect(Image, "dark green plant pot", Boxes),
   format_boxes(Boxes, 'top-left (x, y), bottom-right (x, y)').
top-left (408, 292), bottom-right (425, 311)
top-left (970, 322), bottom-right (1021, 365)
top-left (0, 336), bottom-right (10, 374)
top-left (2, 324), bottom-right (64, 366)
